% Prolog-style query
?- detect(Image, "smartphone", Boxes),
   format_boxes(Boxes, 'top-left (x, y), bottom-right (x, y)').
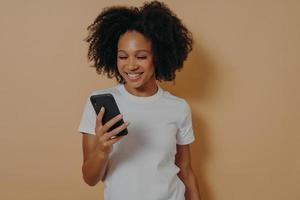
top-left (90, 93), bottom-right (128, 137)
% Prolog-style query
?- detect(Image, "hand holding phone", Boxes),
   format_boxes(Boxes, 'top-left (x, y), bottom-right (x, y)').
top-left (90, 93), bottom-right (129, 155)
top-left (94, 107), bottom-right (130, 154)
top-left (90, 93), bottom-right (129, 137)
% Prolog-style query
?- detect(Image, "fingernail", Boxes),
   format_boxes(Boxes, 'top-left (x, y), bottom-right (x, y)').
top-left (100, 107), bottom-right (104, 112)
top-left (118, 114), bottom-right (123, 118)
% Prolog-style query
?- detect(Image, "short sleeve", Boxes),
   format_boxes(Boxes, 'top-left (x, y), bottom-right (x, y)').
top-left (77, 94), bottom-right (96, 135)
top-left (176, 101), bottom-right (195, 145)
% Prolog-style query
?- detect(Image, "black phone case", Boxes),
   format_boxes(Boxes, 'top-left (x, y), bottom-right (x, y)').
top-left (90, 93), bottom-right (128, 137)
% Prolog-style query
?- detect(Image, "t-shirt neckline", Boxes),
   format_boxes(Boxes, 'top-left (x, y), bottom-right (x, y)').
top-left (116, 83), bottom-right (163, 103)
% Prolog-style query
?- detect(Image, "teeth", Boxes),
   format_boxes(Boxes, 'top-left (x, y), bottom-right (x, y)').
top-left (127, 73), bottom-right (143, 80)
top-left (128, 74), bottom-right (140, 77)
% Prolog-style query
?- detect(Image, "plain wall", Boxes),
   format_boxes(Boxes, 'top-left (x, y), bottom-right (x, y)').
top-left (0, 0), bottom-right (299, 199)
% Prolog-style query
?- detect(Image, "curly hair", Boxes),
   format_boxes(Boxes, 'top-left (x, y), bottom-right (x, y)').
top-left (84, 0), bottom-right (193, 84)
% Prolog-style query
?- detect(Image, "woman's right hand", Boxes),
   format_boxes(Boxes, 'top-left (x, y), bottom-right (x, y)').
top-left (94, 107), bottom-right (129, 155)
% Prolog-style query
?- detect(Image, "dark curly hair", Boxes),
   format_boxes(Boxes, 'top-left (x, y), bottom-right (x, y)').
top-left (84, 0), bottom-right (193, 84)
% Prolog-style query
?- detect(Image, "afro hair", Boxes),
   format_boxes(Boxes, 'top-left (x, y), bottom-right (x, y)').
top-left (84, 0), bottom-right (193, 84)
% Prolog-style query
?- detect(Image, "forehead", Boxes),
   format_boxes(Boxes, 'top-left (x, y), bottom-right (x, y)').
top-left (117, 31), bottom-right (152, 52)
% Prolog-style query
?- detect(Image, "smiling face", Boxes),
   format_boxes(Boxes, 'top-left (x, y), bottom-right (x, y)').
top-left (117, 31), bottom-right (157, 96)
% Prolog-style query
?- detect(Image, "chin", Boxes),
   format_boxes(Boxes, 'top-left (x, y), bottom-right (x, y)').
top-left (125, 81), bottom-right (143, 88)
top-left (123, 73), bottom-right (154, 89)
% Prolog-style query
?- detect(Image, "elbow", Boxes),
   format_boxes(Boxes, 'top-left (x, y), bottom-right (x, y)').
top-left (82, 174), bottom-right (99, 187)
top-left (178, 166), bottom-right (194, 182)
top-left (86, 181), bottom-right (97, 187)
top-left (82, 166), bottom-right (101, 187)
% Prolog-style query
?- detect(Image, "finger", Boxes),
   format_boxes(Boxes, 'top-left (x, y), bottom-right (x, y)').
top-left (95, 106), bottom-right (105, 127)
top-left (105, 136), bottom-right (125, 146)
top-left (102, 114), bottom-right (124, 133)
top-left (95, 107), bottom-right (105, 135)
top-left (102, 121), bottom-right (130, 141)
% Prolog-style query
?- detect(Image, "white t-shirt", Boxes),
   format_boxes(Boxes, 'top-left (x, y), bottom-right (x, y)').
top-left (78, 83), bottom-right (195, 200)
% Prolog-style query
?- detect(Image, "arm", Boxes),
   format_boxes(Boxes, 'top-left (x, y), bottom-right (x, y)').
top-left (175, 144), bottom-right (202, 200)
top-left (81, 133), bottom-right (109, 186)
top-left (81, 107), bottom-right (129, 186)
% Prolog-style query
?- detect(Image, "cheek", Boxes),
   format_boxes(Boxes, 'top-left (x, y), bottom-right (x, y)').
top-left (116, 61), bottom-right (123, 75)
top-left (117, 59), bottom-right (125, 69)
top-left (117, 59), bottom-right (121, 66)
top-left (140, 60), bottom-right (154, 71)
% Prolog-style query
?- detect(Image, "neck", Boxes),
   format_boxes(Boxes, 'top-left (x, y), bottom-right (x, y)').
top-left (124, 81), bottom-right (158, 97)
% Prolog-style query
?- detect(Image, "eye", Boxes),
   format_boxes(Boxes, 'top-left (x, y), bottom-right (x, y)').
top-left (137, 56), bottom-right (147, 60)
top-left (118, 56), bottom-right (127, 60)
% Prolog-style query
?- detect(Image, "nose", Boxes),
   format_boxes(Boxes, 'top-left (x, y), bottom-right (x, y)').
top-left (127, 57), bottom-right (139, 70)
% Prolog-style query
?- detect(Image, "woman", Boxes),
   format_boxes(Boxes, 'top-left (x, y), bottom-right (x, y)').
top-left (78, 1), bottom-right (201, 199)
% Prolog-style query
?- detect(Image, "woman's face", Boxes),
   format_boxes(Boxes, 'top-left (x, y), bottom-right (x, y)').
top-left (117, 31), bottom-right (156, 92)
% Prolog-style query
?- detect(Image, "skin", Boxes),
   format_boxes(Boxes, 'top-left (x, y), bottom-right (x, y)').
top-left (117, 31), bottom-right (158, 97)
top-left (81, 30), bottom-right (201, 199)
top-left (81, 109), bottom-right (129, 186)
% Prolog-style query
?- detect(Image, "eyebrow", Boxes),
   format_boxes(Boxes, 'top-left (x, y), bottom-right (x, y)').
top-left (117, 50), bottom-right (151, 53)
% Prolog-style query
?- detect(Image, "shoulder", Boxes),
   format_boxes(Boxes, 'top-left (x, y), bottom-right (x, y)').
top-left (88, 84), bottom-right (120, 97)
top-left (161, 89), bottom-right (191, 111)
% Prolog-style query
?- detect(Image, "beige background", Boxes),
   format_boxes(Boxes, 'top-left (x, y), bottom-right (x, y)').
top-left (0, 0), bottom-right (299, 200)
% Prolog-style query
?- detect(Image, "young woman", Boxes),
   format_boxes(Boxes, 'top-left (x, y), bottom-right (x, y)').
top-left (78, 1), bottom-right (201, 200)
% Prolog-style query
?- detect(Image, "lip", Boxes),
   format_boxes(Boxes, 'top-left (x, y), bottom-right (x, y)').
top-left (126, 72), bottom-right (144, 74)
top-left (125, 72), bottom-right (144, 81)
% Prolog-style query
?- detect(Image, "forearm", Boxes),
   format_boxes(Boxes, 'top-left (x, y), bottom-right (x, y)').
top-left (179, 170), bottom-right (202, 200)
top-left (82, 150), bottom-right (109, 186)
